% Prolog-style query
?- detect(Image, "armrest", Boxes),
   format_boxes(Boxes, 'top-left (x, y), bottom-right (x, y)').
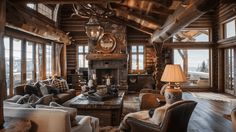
top-left (126, 117), bottom-right (161, 132)
top-left (66, 89), bottom-right (76, 97)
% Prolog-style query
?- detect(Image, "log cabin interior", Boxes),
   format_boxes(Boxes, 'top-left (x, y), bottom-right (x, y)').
top-left (1, 0), bottom-right (236, 131)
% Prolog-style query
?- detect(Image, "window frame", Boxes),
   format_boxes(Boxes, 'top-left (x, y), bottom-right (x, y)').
top-left (172, 28), bottom-right (212, 42)
top-left (223, 17), bottom-right (236, 39)
top-left (173, 48), bottom-right (212, 89)
top-left (77, 45), bottom-right (88, 69)
top-left (26, 3), bottom-right (54, 20)
top-left (224, 48), bottom-right (235, 94)
top-left (129, 45), bottom-right (145, 73)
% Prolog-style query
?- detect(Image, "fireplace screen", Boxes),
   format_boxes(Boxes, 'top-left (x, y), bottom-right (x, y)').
top-left (96, 69), bottom-right (118, 85)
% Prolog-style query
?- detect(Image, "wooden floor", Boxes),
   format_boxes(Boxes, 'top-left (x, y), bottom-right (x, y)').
top-left (182, 93), bottom-right (233, 132)
top-left (123, 92), bottom-right (234, 132)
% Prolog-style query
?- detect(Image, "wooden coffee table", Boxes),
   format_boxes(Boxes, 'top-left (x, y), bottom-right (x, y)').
top-left (63, 91), bottom-right (125, 126)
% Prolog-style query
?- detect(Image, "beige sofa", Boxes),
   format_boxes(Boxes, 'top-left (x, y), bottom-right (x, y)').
top-left (4, 103), bottom-right (99, 132)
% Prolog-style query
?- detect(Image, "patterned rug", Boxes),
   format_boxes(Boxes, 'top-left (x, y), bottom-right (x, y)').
top-left (191, 92), bottom-right (236, 102)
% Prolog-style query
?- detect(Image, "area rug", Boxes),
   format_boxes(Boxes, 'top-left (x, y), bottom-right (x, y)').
top-left (191, 92), bottom-right (236, 102)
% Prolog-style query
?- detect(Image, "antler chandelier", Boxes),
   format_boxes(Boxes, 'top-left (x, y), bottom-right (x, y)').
top-left (72, 4), bottom-right (114, 40)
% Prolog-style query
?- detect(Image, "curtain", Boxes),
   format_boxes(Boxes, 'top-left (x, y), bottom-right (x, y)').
top-left (54, 43), bottom-right (63, 76)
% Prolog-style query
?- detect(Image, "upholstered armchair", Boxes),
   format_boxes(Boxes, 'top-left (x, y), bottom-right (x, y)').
top-left (126, 100), bottom-right (197, 132)
top-left (231, 107), bottom-right (236, 132)
top-left (139, 84), bottom-right (168, 110)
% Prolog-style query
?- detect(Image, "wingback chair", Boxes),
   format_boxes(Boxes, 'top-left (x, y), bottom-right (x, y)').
top-left (231, 107), bottom-right (236, 132)
top-left (126, 100), bottom-right (197, 132)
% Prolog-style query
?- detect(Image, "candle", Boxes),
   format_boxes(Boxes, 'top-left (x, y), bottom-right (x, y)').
top-left (92, 74), bottom-right (96, 80)
top-left (106, 78), bottom-right (111, 86)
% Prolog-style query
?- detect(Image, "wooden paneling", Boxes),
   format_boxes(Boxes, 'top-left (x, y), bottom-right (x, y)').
top-left (66, 44), bottom-right (77, 74)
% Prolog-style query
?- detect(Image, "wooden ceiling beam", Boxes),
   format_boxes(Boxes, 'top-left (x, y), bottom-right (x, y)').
top-left (107, 16), bottom-right (154, 35)
top-left (114, 7), bottom-right (163, 28)
top-left (151, 0), bottom-right (218, 43)
top-left (13, 0), bottom-right (122, 4)
top-left (110, 3), bottom-right (173, 16)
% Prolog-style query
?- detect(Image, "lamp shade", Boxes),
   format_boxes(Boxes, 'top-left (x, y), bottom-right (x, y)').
top-left (161, 64), bottom-right (186, 83)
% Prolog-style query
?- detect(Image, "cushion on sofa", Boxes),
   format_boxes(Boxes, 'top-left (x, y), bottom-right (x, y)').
top-left (16, 94), bottom-right (30, 104)
top-left (52, 79), bottom-right (69, 92)
top-left (4, 101), bottom-right (33, 108)
top-left (56, 93), bottom-right (72, 104)
top-left (36, 103), bottom-right (78, 127)
top-left (5, 95), bottom-right (23, 103)
top-left (24, 83), bottom-right (42, 97)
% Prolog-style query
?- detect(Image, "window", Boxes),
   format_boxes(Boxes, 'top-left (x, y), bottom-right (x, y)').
top-left (174, 49), bottom-right (210, 88)
top-left (224, 19), bottom-right (236, 39)
top-left (27, 3), bottom-right (36, 10)
top-left (26, 3), bottom-right (53, 20)
top-left (225, 48), bottom-right (234, 91)
top-left (38, 4), bottom-right (53, 19)
top-left (131, 45), bottom-right (144, 70)
top-left (173, 29), bottom-right (210, 42)
top-left (26, 41), bottom-right (34, 81)
top-left (78, 45), bottom-right (88, 68)
top-left (13, 38), bottom-right (22, 87)
top-left (46, 45), bottom-right (52, 78)
top-left (4, 37), bottom-right (10, 95)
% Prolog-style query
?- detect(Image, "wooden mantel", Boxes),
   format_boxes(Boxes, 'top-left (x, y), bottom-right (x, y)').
top-left (86, 53), bottom-right (127, 60)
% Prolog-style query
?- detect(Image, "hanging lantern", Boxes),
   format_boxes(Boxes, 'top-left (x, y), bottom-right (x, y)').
top-left (85, 15), bottom-right (104, 40)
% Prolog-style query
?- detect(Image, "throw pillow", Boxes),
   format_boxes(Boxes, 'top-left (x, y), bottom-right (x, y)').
top-left (48, 87), bottom-right (60, 95)
top-left (16, 94), bottom-right (30, 104)
top-left (52, 79), bottom-right (69, 92)
top-left (34, 94), bottom-right (53, 106)
top-left (34, 81), bottom-right (43, 96)
top-left (24, 83), bottom-right (42, 97)
top-left (36, 103), bottom-right (78, 127)
top-left (28, 94), bottom-right (40, 104)
top-left (40, 84), bottom-right (49, 96)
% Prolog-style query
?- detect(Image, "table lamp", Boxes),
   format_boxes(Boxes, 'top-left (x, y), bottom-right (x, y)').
top-left (161, 64), bottom-right (186, 104)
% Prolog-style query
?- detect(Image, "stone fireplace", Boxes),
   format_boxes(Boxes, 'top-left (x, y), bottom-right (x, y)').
top-left (86, 23), bottom-right (128, 90)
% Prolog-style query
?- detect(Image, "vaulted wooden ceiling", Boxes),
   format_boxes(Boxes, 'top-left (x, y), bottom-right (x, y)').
top-left (14, 0), bottom-right (219, 43)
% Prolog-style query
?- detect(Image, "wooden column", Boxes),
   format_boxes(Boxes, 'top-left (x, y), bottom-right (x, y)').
top-left (21, 39), bottom-right (27, 84)
top-left (61, 44), bottom-right (67, 79)
top-left (0, 0), bottom-right (6, 129)
top-left (42, 44), bottom-right (46, 80)
top-left (218, 49), bottom-right (224, 93)
top-left (152, 42), bottom-right (164, 89)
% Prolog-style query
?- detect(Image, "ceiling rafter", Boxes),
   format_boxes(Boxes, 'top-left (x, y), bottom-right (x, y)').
top-left (113, 6), bottom-right (163, 29)
top-left (13, 0), bottom-right (122, 4)
top-left (106, 16), bottom-right (154, 35)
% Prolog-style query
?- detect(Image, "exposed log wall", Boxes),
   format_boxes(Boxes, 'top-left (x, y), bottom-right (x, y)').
top-left (127, 27), bottom-right (155, 74)
top-left (0, 0), bottom-right (6, 128)
top-left (216, 1), bottom-right (236, 94)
